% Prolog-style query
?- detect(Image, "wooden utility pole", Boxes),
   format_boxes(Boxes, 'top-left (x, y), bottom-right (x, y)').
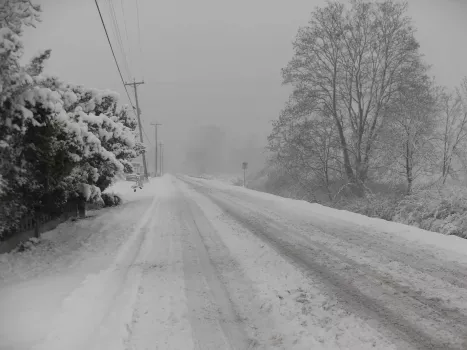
top-left (125, 79), bottom-right (149, 179)
top-left (159, 142), bottom-right (163, 175)
top-left (151, 123), bottom-right (162, 176)
top-left (242, 162), bottom-right (248, 187)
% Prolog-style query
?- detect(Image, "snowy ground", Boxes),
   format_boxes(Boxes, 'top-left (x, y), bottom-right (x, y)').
top-left (1, 175), bottom-right (467, 349)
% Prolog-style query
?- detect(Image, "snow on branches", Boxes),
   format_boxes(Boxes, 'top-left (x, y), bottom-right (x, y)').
top-left (28, 77), bottom-right (141, 194)
top-left (0, 0), bottom-right (144, 237)
top-left (0, 1), bottom-right (41, 35)
top-left (0, 0), bottom-right (41, 101)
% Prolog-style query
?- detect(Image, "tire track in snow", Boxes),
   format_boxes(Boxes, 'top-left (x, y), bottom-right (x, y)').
top-left (202, 185), bottom-right (467, 331)
top-left (212, 188), bottom-right (467, 311)
top-left (188, 182), bottom-right (465, 350)
top-left (179, 188), bottom-right (279, 349)
top-left (0, 199), bottom-right (152, 285)
top-left (86, 198), bottom-right (163, 350)
top-left (215, 190), bottom-right (467, 317)
top-left (0, 197), bottom-right (156, 350)
top-left (32, 194), bottom-right (159, 350)
top-left (176, 190), bottom-right (254, 350)
top-left (178, 180), bottom-right (397, 349)
top-left (208, 183), bottom-right (467, 289)
top-left (125, 191), bottom-right (195, 350)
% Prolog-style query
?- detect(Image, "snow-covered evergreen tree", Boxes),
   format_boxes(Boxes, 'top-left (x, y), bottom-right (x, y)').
top-left (0, 1), bottom-right (144, 238)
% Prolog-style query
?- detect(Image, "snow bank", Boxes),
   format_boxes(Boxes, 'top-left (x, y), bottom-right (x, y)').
top-left (302, 202), bottom-right (467, 258)
top-left (184, 176), bottom-right (467, 260)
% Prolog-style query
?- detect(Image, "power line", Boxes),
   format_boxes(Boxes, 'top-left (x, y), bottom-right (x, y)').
top-left (135, 0), bottom-right (144, 79)
top-left (120, 0), bottom-right (133, 72)
top-left (96, 0), bottom-right (147, 149)
top-left (107, 0), bottom-right (132, 79)
top-left (94, 0), bottom-right (134, 108)
top-left (120, 0), bottom-right (130, 43)
top-left (107, 0), bottom-right (127, 73)
top-left (142, 127), bottom-right (152, 146)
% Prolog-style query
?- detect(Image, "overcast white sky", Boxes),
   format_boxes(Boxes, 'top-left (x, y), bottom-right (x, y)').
top-left (21, 0), bottom-right (467, 171)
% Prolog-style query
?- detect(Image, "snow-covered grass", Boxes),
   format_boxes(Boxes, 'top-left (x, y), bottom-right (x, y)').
top-left (320, 184), bottom-right (467, 240)
top-left (247, 170), bottom-right (467, 240)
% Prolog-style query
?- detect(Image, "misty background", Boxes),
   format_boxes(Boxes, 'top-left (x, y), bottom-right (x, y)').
top-left (20, 0), bottom-right (467, 175)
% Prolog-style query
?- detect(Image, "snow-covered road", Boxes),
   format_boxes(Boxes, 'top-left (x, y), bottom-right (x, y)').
top-left (1, 175), bottom-right (467, 349)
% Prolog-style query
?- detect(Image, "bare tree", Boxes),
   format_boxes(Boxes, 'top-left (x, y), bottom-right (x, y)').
top-left (269, 96), bottom-right (343, 201)
top-left (281, 0), bottom-right (424, 195)
top-left (436, 79), bottom-right (467, 184)
top-left (380, 62), bottom-right (438, 194)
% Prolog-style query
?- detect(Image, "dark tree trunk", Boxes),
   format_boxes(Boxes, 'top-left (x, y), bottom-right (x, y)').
top-left (406, 141), bottom-right (413, 195)
top-left (77, 198), bottom-right (86, 218)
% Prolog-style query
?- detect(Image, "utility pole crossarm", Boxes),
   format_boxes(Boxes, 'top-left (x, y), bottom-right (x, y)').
top-left (124, 81), bottom-right (145, 85)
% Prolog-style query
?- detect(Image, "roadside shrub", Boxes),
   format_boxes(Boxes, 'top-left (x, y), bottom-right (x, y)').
top-left (101, 193), bottom-right (122, 207)
top-left (14, 237), bottom-right (41, 253)
top-left (394, 185), bottom-right (467, 238)
top-left (334, 192), bottom-right (401, 221)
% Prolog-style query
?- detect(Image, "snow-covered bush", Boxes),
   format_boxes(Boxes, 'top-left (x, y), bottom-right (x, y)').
top-left (14, 237), bottom-right (41, 253)
top-left (394, 185), bottom-right (467, 238)
top-left (78, 183), bottom-right (103, 205)
top-left (101, 192), bottom-right (122, 207)
top-left (335, 193), bottom-right (401, 222)
top-left (0, 1), bottom-right (143, 238)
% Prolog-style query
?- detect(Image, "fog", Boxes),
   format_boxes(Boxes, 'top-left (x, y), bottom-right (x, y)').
top-left (21, 0), bottom-right (467, 175)
top-left (181, 125), bottom-right (266, 176)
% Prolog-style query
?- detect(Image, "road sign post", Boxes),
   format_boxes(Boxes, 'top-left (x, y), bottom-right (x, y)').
top-left (242, 162), bottom-right (248, 187)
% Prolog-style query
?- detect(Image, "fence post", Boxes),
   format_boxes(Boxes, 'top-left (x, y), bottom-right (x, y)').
top-left (34, 213), bottom-right (40, 238)
top-left (70, 199), bottom-right (78, 218)
top-left (77, 198), bottom-right (86, 218)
